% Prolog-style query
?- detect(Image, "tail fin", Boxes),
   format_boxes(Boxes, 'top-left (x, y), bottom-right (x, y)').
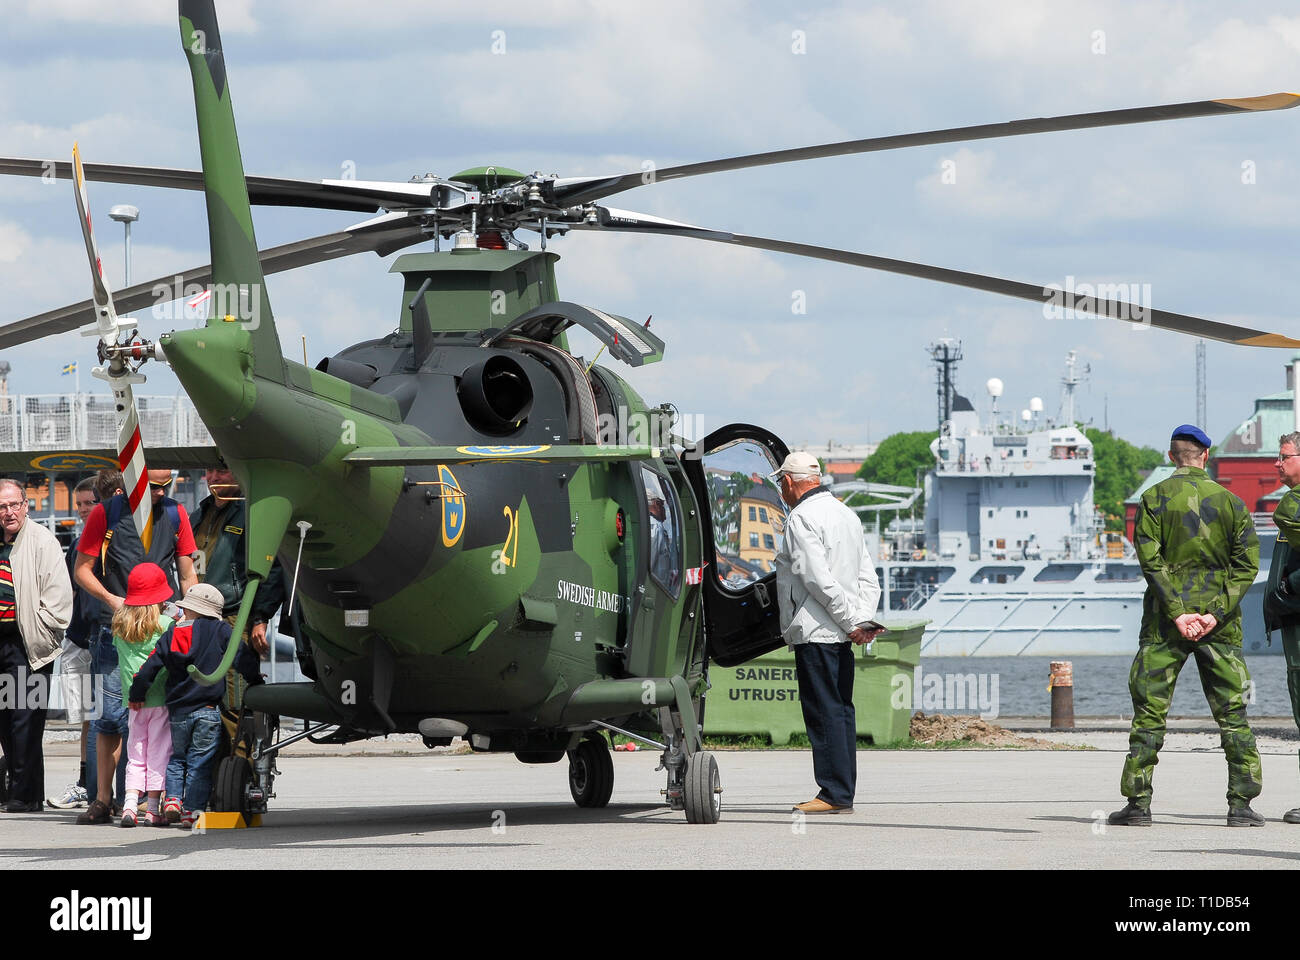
top-left (178, 0), bottom-right (285, 383)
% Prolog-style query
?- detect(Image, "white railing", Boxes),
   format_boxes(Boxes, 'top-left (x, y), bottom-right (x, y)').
top-left (0, 393), bottom-right (212, 451)
top-left (1253, 512), bottom-right (1277, 530)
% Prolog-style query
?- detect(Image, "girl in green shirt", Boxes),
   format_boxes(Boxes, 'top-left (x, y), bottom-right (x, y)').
top-left (114, 563), bottom-right (175, 828)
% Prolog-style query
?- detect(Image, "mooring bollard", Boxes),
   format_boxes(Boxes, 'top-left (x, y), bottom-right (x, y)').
top-left (1049, 660), bottom-right (1074, 729)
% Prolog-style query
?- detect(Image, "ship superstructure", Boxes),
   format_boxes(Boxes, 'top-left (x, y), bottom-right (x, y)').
top-left (863, 349), bottom-right (1146, 656)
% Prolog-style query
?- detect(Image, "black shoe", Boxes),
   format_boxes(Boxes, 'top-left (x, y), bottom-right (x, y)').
top-left (1107, 801), bottom-right (1151, 826)
top-left (3, 799), bottom-right (43, 813)
top-left (1283, 808), bottom-right (1300, 824)
top-left (1227, 804), bottom-right (1265, 827)
top-left (76, 799), bottom-right (113, 825)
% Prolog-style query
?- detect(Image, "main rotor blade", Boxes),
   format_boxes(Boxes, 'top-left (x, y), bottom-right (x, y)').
top-left (0, 158), bottom-right (445, 213)
top-left (552, 92), bottom-right (1300, 206)
top-left (573, 208), bottom-right (1300, 348)
top-left (0, 215), bottom-right (430, 349)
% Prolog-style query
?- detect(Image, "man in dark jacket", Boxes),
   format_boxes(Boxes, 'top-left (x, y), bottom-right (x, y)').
top-left (1265, 431), bottom-right (1300, 824)
top-left (190, 463), bottom-right (286, 758)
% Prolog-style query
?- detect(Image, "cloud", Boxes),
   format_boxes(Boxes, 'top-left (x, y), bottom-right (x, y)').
top-left (0, 222), bottom-right (30, 263)
top-left (21, 0), bottom-right (257, 31)
top-left (0, 0), bottom-right (1295, 458)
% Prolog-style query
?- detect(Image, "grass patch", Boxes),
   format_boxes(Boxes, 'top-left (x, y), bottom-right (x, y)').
top-left (701, 734), bottom-right (988, 750)
top-left (614, 732), bottom-right (1096, 751)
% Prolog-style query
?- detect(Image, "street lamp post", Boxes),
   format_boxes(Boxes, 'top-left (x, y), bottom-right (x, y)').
top-left (108, 204), bottom-right (140, 288)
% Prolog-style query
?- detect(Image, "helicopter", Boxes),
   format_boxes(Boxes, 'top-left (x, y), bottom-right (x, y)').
top-left (0, 0), bottom-right (1296, 825)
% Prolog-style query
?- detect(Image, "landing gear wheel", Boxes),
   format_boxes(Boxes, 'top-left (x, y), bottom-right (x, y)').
top-left (212, 755), bottom-right (252, 819)
top-left (568, 736), bottom-right (614, 808)
top-left (684, 751), bottom-right (721, 824)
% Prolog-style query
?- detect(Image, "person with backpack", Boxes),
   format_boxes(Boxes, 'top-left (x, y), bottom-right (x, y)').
top-left (74, 468), bottom-right (196, 826)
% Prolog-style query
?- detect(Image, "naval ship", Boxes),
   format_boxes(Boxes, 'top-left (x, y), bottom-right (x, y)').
top-left (853, 349), bottom-right (1283, 656)
top-left (860, 351), bottom-right (1146, 656)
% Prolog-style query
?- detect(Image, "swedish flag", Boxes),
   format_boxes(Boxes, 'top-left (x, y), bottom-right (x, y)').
top-left (61, 361), bottom-right (77, 375)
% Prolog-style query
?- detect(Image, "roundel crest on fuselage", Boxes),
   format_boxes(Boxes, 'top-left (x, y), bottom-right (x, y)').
top-left (455, 445), bottom-right (551, 457)
top-left (440, 463), bottom-right (466, 548)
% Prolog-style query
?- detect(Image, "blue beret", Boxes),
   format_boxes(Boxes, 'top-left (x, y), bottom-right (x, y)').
top-left (1170, 424), bottom-right (1211, 448)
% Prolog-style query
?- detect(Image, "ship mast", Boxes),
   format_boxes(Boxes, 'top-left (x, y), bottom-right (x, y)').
top-left (929, 338), bottom-right (962, 431)
top-left (1060, 350), bottom-right (1089, 427)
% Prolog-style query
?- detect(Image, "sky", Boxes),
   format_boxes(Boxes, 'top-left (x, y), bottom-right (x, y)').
top-left (0, 0), bottom-right (1297, 454)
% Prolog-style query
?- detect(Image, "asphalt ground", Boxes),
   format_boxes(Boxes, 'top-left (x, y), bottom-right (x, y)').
top-left (6, 724), bottom-right (1300, 871)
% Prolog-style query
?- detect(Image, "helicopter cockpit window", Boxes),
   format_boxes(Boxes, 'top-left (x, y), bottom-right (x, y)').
top-left (641, 467), bottom-right (682, 597)
top-left (701, 440), bottom-right (788, 593)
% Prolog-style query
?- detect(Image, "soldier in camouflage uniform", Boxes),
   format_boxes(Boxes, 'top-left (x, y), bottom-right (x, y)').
top-left (1264, 431), bottom-right (1300, 824)
top-left (1110, 425), bottom-right (1264, 827)
top-left (190, 463), bottom-right (284, 759)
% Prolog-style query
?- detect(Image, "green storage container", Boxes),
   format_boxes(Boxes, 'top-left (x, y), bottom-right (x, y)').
top-left (703, 619), bottom-right (927, 745)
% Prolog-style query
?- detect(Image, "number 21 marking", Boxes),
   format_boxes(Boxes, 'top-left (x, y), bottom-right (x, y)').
top-left (501, 505), bottom-right (520, 568)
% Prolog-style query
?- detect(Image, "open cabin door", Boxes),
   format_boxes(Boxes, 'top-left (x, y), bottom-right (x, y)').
top-left (683, 424), bottom-right (790, 667)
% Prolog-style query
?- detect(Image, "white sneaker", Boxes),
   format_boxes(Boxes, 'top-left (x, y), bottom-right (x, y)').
top-left (47, 783), bottom-right (88, 809)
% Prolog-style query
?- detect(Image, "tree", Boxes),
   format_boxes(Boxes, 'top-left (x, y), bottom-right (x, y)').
top-left (854, 430), bottom-right (938, 516)
top-left (1085, 428), bottom-right (1164, 529)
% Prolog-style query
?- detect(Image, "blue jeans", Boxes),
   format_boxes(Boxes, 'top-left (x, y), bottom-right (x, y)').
top-left (166, 705), bottom-right (222, 812)
top-left (794, 642), bottom-right (858, 807)
top-left (88, 624), bottom-right (127, 804)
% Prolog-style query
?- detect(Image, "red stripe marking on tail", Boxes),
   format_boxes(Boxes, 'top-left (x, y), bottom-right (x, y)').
top-left (127, 472), bottom-right (149, 512)
top-left (118, 427), bottom-right (141, 471)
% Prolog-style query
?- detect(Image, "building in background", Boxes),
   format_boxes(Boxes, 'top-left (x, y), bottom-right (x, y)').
top-left (793, 442), bottom-right (878, 480)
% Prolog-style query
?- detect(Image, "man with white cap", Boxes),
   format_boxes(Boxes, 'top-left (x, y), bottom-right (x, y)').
top-left (770, 451), bottom-right (882, 814)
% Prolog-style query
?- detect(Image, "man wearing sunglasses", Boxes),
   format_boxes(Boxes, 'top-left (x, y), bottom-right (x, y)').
top-left (189, 461), bottom-right (286, 778)
top-left (71, 467), bottom-right (197, 825)
top-left (1265, 432), bottom-right (1300, 824)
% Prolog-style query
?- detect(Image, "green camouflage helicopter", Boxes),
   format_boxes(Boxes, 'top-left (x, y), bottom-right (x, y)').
top-left (0, 1), bottom-right (1297, 823)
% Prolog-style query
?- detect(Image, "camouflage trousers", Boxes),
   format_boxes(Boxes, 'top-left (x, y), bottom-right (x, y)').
top-left (1281, 624), bottom-right (1300, 777)
top-left (220, 616), bottom-right (254, 760)
top-left (1121, 637), bottom-right (1262, 807)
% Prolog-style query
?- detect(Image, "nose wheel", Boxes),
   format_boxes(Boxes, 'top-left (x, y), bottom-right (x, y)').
top-left (212, 709), bottom-right (279, 819)
top-left (684, 751), bottom-right (721, 824)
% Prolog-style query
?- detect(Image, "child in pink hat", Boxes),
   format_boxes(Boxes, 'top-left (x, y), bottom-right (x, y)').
top-left (116, 562), bottom-right (175, 827)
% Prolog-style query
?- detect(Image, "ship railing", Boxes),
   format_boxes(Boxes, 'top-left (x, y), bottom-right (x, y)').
top-left (0, 392), bottom-right (214, 450)
top-left (933, 458), bottom-right (1075, 474)
top-left (1253, 512), bottom-right (1277, 530)
top-left (901, 582), bottom-right (939, 610)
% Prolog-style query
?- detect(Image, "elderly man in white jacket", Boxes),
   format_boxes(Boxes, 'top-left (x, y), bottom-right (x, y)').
top-left (772, 452), bottom-right (882, 815)
top-left (0, 477), bottom-right (73, 812)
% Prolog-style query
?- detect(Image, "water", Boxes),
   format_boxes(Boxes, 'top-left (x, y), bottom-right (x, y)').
top-left (918, 654), bottom-right (1295, 719)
